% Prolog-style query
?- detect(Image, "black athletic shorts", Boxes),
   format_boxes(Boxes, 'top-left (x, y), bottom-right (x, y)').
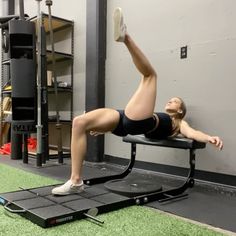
top-left (112, 110), bottom-right (172, 139)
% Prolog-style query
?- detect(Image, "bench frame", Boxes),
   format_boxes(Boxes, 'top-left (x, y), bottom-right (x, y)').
top-left (84, 135), bottom-right (206, 204)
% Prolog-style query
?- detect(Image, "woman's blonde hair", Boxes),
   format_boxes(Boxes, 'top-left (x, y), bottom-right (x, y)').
top-left (170, 97), bottom-right (187, 137)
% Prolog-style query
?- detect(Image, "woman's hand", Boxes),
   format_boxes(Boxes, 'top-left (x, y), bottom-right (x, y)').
top-left (208, 136), bottom-right (223, 150)
top-left (89, 131), bottom-right (104, 136)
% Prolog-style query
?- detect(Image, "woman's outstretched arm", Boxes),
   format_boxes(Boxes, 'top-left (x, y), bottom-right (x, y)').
top-left (180, 120), bottom-right (223, 150)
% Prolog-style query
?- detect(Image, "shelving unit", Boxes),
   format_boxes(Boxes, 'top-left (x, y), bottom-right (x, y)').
top-left (0, 28), bottom-right (11, 146)
top-left (0, 13), bottom-right (74, 160)
top-left (30, 13), bottom-right (74, 159)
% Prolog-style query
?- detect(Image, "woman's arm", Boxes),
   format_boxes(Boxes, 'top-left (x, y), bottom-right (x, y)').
top-left (180, 120), bottom-right (223, 150)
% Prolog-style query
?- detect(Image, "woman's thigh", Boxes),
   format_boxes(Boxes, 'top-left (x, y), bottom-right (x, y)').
top-left (79, 108), bottom-right (120, 133)
top-left (124, 75), bottom-right (157, 120)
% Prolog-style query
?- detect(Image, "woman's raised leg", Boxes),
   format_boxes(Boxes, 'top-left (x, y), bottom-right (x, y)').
top-left (114, 8), bottom-right (157, 120)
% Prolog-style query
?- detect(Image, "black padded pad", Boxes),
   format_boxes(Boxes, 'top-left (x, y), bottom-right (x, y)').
top-left (91, 192), bottom-right (130, 204)
top-left (0, 184), bottom-right (132, 227)
top-left (63, 198), bottom-right (103, 211)
top-left (29, 204), bottom-right (74, 219)
top-left (0, 191), bottom-right (36, 202)
top-left (14, 197), bottom-right (55, 209)
top-left (123, 135), bottom-right (206, 149)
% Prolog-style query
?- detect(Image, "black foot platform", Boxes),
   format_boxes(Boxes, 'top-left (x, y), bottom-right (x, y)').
top-left (0, 184), bottom-right (132, 228)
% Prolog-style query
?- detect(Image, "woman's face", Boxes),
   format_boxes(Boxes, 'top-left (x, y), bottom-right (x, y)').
top-left (165, 97), bottom-right (182, 114)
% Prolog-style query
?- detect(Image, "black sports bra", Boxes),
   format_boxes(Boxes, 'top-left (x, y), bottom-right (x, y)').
top-left (145, 112), bottom-right (173, 139)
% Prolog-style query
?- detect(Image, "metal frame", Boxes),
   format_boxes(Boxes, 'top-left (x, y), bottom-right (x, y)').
top-left (132, 148), bottom-right (196, 204)
top-left (85, 135), bottom-right (205, 203)
top-left (84, 143), bottom-right (136, 185)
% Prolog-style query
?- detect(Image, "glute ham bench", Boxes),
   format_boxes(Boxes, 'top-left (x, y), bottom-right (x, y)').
top-left (104, 134), bottom-right (206, 203)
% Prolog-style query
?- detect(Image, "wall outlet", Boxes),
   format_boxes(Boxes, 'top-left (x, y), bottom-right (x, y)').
top-left (180, 46), bottom-right (187, 59)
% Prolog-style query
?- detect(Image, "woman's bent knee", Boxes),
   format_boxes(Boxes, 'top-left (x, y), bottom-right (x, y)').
top-left (72, 115), bottom-right (87, 131)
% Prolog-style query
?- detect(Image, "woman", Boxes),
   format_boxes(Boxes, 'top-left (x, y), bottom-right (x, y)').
top-left (52, 8), bottom-right (223, 195)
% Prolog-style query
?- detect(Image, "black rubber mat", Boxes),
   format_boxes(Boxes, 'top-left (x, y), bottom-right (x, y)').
top-left (0, 184), bottom-right (132, 228)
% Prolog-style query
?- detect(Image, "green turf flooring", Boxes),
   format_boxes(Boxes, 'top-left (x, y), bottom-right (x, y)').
top-left (0, 163), bottom-right (227, 236)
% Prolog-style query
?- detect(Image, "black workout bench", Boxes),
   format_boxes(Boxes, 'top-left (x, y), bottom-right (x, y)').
top-left (120, 134), bottom-right (206, 203)
top-left (86, 134), bottom-right (206, 203)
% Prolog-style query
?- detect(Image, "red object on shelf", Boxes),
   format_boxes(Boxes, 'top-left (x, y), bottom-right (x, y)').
top-left (27, 138), bottom-right (37, 151)
top-left (0, 142), bottom-right (11, 155)
top-left (0, 138), bottom-right (37, 155)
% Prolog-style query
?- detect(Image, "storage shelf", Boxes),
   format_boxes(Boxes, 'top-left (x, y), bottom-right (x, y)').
top-left (2, 59), bottom-right (10, 65)
top-left (47, 86), bottom-right (72, 93)
top-left (2, 50), bottom-right (73, 66)
top-left (12, 46), bottom-right (34, 49)
top-left (48, 119), bottom-right (72, 123)
top-left (29, 149), bottom-right (70, 158)
top-left (3, 86), bottom-right (73, 94)
top-left (14, 107), bottom-right (34, 110)
top-left (2, 90), bottom-right (11, 94)
top-left (30, 13), bottom-right (73, 33)
top-left (46, 50), bottom-right (73, 63)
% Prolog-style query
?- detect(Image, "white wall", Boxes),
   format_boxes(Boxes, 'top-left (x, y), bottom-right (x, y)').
top-left (105, 0), bottom-right (236, 176)
top-left (0, 0), bottom-right (235, 177)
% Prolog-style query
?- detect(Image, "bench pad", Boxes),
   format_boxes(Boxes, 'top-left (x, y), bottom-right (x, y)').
top-left (123, 135), bottom-right (206, 149)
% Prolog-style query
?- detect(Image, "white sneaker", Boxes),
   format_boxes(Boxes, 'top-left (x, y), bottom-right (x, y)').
top-left (51, 180), bottom-right (84, 195)
top-left (113, 7), bottom-right (127, 42)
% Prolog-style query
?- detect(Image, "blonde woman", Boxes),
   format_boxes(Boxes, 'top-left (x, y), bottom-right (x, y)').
top-left (52, 8), bottom-right (223, 195)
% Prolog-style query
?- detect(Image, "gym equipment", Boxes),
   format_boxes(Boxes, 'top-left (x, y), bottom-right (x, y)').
top-left (46, 0), bottom-right (63, 164)
top-left (0, 185), bottom-right (131, 227)
top-left (35, 0), bottom-right (43, 166)
top-left (0, 0), bottom-right (37, 160)
top-left (0, 135), bottom-right (205, 228)
top-left (40, 11), bottom-right (50, 164)
top-left (10, 1), bottom-right (36, 134)
top-left (95, 135), bottom-right (206, 202)
top-left (35, 0), bottom-right (50, 166)
top-left (104, 178), bottom-right (163, 197)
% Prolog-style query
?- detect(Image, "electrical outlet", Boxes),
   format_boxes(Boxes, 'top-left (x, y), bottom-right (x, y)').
top-left (180, 46), bottom-right (187, 59)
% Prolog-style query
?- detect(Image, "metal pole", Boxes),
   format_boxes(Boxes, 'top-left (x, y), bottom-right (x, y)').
top-left (8, 0), bottom-right (15, 15)
top-left (36, 0), bottom-right (43, 167)
top-left (46, 0), bottom-right (63, 164)
top-left (41, 26), bottom-right (49, 162)
top-left (19, 0), bottom-right (24, 20)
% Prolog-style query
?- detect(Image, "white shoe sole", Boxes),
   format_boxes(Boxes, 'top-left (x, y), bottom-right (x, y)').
top-left (113, 7), bottom-right (123, 41)
top-left (51, 183), bottom-right (84, 196)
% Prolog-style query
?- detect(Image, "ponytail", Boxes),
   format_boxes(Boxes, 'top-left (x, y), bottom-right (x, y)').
top-left (170, 97), bottom-right (187, 137)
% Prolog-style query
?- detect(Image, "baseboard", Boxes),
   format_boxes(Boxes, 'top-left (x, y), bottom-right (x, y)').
top-left (104, 154), bottom-right (236, 187)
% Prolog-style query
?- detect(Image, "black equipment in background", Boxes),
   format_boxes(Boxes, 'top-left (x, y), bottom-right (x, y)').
top-left (10, 19), bottom-right (37, 134)
top-left (0, 0), bottom-right (37, 160)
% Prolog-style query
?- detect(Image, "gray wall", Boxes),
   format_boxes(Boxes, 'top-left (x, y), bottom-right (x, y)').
top-left (105, 0), bottom-right (236, 176)
top-left (0, 0), bottom-right (235, 177)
